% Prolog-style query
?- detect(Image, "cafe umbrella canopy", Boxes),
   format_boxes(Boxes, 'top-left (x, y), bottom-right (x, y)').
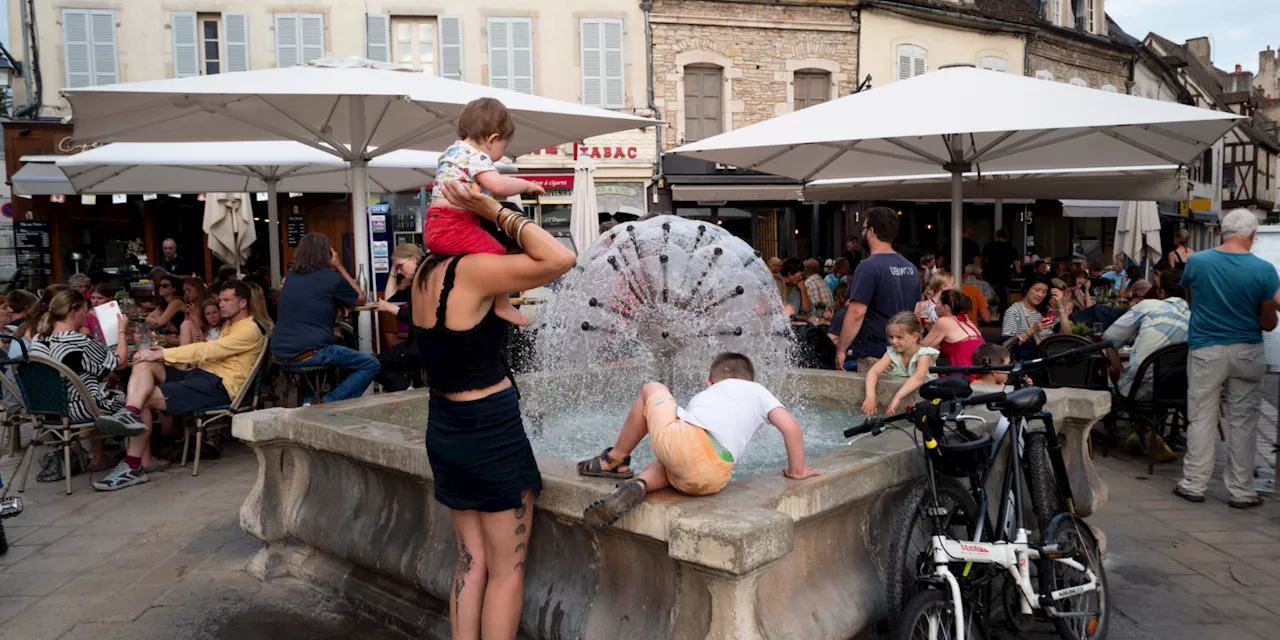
top-left (671, 65), bottom-right (1242, 269)
top-left (61, 56), bottom-right (658, 352)
top-left (56, 141), bottom-right (515, 286)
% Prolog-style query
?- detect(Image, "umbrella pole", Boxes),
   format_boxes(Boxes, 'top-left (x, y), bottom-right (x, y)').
top-left (950, 169), bottom-right (963, 273)
top-left (267, 180), bottom-right (282, 288)
top-left (350, 102), bottom-right (374, 356)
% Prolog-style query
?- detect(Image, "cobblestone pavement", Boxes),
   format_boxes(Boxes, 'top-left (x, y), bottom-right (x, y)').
top-left (0, 419), bottom-right (1278, 640)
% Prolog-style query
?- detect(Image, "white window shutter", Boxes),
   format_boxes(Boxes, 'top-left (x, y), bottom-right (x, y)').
top-left (1069, 77), bottom-right (1086, 87)
top-left (223, 13), bottom-right (249, 73)
top-left (301, 15), bottom-right (324, 64)
top-left (439, 16), bottom-right (463, 80)
top-left (366, 14), bottom-right (390, 63)
top-left (896, 45), bottom-right (925, 81)
top-left (89, 10), bottom-right (119, 85)
top-left (580, 19), bottom-right (602, 107)
top-left (487, 19), bottom-right (510, 90)
top-left (1101, 84), bottom-right (1117, 93)
top-left (275, 15), bottom-right (299, 67)
top-left (913, 56), bottom-right (925, 78)
top-left (63, 9), bottom-right (92, 88)
top-left (603, 20), bottom-right (624, 108)
top-left (1035, 70), bottom-right (1054, 81)
top-left (897, 53), bottom-right (911, 81)
top-left (171, 12), bottom-right (199, 78)
top-left (980, 56), bottom-right (1006, 73)
top-left (511, 19), bottom-right (533, 95)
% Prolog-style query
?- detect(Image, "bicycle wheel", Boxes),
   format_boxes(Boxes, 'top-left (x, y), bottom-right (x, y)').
top-left (886, 478), bottom-right (981, 619)
top-left (894, 589), bottom-right (981, 640)
top-left (1024, 431), bottom-right (1065, 534)
top-left (1043, 516), bottom-right (1109, 640)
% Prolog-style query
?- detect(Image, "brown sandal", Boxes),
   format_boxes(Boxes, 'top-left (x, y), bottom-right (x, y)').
top-left (584, 478), bottom-right (648, 529)
top-left (576, 448), bottom-right (634, 479)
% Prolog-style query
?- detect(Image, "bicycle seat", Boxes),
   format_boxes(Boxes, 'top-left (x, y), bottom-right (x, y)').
top-left (920, 375), bottom-right (973, 401)
top-left (992, 386), bottom-right (1047, 414)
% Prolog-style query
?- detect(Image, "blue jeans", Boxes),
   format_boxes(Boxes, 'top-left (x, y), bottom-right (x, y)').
top-left (279, 345), bottom-right (380, 403)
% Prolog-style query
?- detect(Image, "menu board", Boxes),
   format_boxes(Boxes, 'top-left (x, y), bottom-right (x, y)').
top-left (15, 220), bottom-right (51, 276)
top-left (287, 215), bottom-right (307, 247)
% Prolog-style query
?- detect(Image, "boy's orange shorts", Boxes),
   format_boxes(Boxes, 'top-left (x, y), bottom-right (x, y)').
top-left (645, 390), bottom-right (733, 496)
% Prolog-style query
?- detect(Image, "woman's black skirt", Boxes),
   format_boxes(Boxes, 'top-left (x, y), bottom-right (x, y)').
top-left (426, 386), bottom-right (542, 512)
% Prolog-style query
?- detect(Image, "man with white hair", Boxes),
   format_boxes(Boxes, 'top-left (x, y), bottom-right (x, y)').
top-left (1174, 209), bottom-right (1279, 509)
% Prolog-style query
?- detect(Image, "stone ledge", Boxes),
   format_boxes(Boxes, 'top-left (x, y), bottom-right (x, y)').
top-left (668, 507), bottom-right (795, 573)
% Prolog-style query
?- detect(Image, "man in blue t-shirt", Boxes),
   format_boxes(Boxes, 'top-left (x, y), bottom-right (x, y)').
top-left (834, 207), bottom-right (921, 372)
top-left (272, 233), bottom-right (380, 403)
top-left (1174, 209), bottom-right (1280, 510)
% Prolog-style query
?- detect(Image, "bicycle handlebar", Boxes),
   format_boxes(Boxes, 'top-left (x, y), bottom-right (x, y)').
top-left (843, 391), bottom-right (1010, 439)
top-left (929, 339), bottom-right (1114, 377)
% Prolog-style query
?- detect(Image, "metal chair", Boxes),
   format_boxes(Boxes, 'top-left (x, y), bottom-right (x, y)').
top-left (0, 373), bottom-right (33, 458)
top-left (182, 333), bottom-right (273, 476)
top-left (12, 355), bottom-right (107, 495)
top-left (1104, 342), bottom-right (1190, 474)
top-left (1037, 334), bottom-right (1102, 389)
top-left (279, 363), bottom-right (341, 408)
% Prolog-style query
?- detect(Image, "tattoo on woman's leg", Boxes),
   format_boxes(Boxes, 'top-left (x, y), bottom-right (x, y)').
top-left (514, 561), bottom-right (526, 572)
top-left (515, 503), bottom-right (527, 519)
top-left (515, 542), bottom-right (526, 554)
top-left (454, 542), bottom-right (473, 610)
top-left (515, 523), bottom-right (526, 536)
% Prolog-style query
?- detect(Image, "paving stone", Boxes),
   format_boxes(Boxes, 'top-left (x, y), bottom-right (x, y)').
top-left (41, 571), bottom-right (147, 605)
top-left (1140, 624), bottom-right (1267, 640)
top-left (10, 525), bottom-right (77, 547)
top-left (38, 533), bottom-right (138, 556)
top-left (0, 571), bottom-right (76, 597)
top-left (0, 604), bottom-right (80, 640)
top-left (1214, 542), bottom-right (1280, 559)
top-left (1190, 529), bottom-right (1278, 545)
top-left (0, 543), bottom-right (40, 567)
top-left (58, 622), bottom-right (132, 640)
top-left (1200, 595), bottom-right (1280, 622)
top-left (0, 596), bottom-right (38, 625)
top-left (3, 551), bottom-right (109, 573)
top-left (1189, 563), bottom-right (1280, 589)
top-left (135, 552), bottom-right (216, 587)
top-left (1166, 573), bottom-right (1239, 596)
top-left (79, 585), bottom-right (174, 623)
top-left (1, 525), bottom-right (40, 544)
top-left (156, 570), bottom-right (265, 607)
top-left (90, 540), bottom-right (183, 573)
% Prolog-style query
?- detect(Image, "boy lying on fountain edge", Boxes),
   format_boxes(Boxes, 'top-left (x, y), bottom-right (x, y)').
top-left (575, 352), bottom-right (821, 529)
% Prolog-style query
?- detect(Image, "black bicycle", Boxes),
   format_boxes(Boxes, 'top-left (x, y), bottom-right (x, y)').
top-left (850, 341), bottom-right (1113, 640)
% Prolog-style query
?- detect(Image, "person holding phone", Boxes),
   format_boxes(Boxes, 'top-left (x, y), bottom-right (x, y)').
top-left (1001, 276), bottom-right (1069, 359)
top-left (373, 243), bottom-right (426, 392)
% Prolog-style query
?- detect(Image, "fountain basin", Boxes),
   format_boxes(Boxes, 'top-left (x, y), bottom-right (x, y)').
top-left (234, 370), bottom-right (1109, 639)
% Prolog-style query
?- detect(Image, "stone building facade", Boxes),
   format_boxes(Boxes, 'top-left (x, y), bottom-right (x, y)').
top-left (1027, 30), bottom-right (1131, 92)
top-left (650, 0), bottom-right (858, 149)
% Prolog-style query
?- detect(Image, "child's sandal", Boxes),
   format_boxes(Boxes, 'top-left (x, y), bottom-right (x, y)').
top-left (583, 478), bottom-right (648, 529)
top-left (576, 447), bottom-right (634, 479)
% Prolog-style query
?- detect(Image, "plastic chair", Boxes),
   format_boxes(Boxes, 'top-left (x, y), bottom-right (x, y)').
top-left (1104, 342), bottom-right (1192, 474)
top-left (182, 333), bottom-right (273, 476)
top-left (12, 355), bottom-right (106, 495)
top-left (1037, 334), bottom-right (1101, 389)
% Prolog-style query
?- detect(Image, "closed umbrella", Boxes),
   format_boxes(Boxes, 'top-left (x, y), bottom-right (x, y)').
top-left (63, 56), bottom-right (659, 353)
top-left (570, 156), bottom-right (599, 255)
top-left (672, 65), bottom-right (1240, 270)
top-left (1113, 201), bottom-right (1163, 277)
top-left (204, 193), bottom-right (255, 271)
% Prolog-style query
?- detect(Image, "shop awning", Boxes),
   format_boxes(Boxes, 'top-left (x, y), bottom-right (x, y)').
top-left (12, 156), bottom-right (74, 196)
top-left (1062, 200), bottom-right (1121, 218)
top-left (672, 184), bottom-right (803, 202)
top-left (805, 166), bottom-right (1189, 202)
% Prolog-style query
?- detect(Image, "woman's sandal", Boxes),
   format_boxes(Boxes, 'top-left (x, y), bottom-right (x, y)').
top-left (583, 478), bottom-right (648, 530)
top-left (576, 447), bottom-right (634, 480)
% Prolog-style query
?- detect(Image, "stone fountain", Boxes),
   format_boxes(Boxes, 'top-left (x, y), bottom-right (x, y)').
top-left (234, 216), bottom-right (1111, 639)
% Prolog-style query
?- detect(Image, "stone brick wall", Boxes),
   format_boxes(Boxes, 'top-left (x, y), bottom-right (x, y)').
top-left (651, 0), bottom-right (858, 149)
top-left (1028, 31), bottom-right (1130, 91)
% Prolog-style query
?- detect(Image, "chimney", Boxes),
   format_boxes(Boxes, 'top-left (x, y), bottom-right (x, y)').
top-left (1186, 37), bottom-right (1211, 65)
top-left (1237, 64), bottom-right (1243, 72)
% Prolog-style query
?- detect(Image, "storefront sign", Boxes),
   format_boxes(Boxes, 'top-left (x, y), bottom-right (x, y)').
top-left (372, 241), bottom-right (390, 273)
top-left (15, 220), bottom-right (52, 276)
top-left (525, 175), bottom-right (574, 190)
top-left (287, 215), bottom-right (308, 247)
top-left (56, 137), bottom-right (105, 155)
top-left (529, 145), bottom-right (641, 161)
top-left (370, 214), bottom-right (387, 234)
top-left (369, 203), bottom-right (391, 215)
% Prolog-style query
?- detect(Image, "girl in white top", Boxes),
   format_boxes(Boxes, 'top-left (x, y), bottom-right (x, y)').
top-left (914, 270), bottom-right (953, 329)
top-left (862, 312), bottom-right (940, 415)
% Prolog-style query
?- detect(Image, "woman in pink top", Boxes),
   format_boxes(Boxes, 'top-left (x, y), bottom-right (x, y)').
top-left (922, 289), bottom-right (985, 366)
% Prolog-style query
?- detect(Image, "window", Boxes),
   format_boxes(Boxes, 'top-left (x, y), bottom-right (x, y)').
top-left (393, 18), bottom-right (437, 73)
top-left (63, 9), bottom-right (118, 87)
top-left (896, 45), bottom-right (926, 81)
top-left (1047, 0), bottom-right (1061, 25)
top-left (275, 14), bottom-right (324, 68)
top-left (1101, 84), bottom-right (1117, 93)
top-left (488, 18), bottom-right (533, 94)
top-left (683, 65), bottom-right (723, 142)
top-left (793, 70), bottom-right (830, 111)
top-left (1069, 77), bottom-right (1087, 87)
top-left (1083, 0), bottom-right (1095, 33)
top-left (580, 19), bottom-right (625, 109)
top-left (979, 56), bottom-right (1007, 73)
top-left (1035, 70), bottom-right (1054, 81)
top-left (174, 13), bottom-right (247, 77)
top-left (439, 17), bottom-right (464, 80)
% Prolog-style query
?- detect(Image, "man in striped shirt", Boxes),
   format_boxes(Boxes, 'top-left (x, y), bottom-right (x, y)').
top-left (1103, 270), bottom-right (1189, 398)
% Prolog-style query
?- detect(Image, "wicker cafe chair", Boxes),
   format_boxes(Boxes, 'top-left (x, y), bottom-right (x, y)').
top-left (12, 355), bottom-right (107, 496)
top-left (182, 333), bottom-right (273, 477)
top-left (1104, 342), bottom-right (1191, 475)
top-left (1036, 334), bottom-right (1102, 389)
top-left (0, 373), bottom-right (33, 458)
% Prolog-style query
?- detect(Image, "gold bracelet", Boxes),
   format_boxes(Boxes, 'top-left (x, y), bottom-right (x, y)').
top-left (503, 212), bottom-right (527, 238)
top-left (514, 218), bottom-right (531, 248)
top-left (496, 209), bottom-right (516, 232)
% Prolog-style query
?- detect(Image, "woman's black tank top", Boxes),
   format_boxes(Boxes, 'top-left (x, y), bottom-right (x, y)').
top-left (414, 256), bottom-right (511, 394)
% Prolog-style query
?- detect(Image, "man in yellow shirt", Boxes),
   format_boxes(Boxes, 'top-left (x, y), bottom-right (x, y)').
top-left (94, 281), bottom-right (265, 491)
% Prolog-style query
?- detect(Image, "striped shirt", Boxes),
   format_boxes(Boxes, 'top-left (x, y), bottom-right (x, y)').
top-left (1104, 297), bottom-right (1190, 396)
top-left (29, 331), bottom-right (125, 422)
top-left (1002, 301), bottom-right (1056, 340)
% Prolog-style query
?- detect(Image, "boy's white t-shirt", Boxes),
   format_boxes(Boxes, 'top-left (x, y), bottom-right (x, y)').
top-left (676, 378), bottom-right (784, 462)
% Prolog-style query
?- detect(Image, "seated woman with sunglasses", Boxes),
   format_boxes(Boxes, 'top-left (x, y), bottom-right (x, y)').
top-left (145, 275), bottom-right (187, 336)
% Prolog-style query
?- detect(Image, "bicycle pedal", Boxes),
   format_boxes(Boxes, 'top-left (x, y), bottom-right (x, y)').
top-left (0, 497), bottom-right (22, 519)
top-left (1041, 542), bottom-right (1076, 559)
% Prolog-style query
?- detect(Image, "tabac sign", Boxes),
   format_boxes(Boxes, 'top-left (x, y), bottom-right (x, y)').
top-left (516, 130), bottom-right (655, 169)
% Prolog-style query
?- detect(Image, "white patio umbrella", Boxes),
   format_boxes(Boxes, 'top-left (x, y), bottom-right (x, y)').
top-left (570, 156), bottom-right (599, 255)
top-left (56, 141), bottom-right (513, 286)
top-left (804, 165), bottom-right (1190, 202)
top-left (1113, 201), bottom-right (1163, 275)
top-left (672, 65), bottom-right (1240, 268)
top-left (63, 57), bottom-right (658, 352)
top-left (204, 193), bottom-right (255, 270)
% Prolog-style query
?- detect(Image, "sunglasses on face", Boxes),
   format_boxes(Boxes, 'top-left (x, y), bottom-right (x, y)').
top-left (159, 283), bottom-right (172, 289)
